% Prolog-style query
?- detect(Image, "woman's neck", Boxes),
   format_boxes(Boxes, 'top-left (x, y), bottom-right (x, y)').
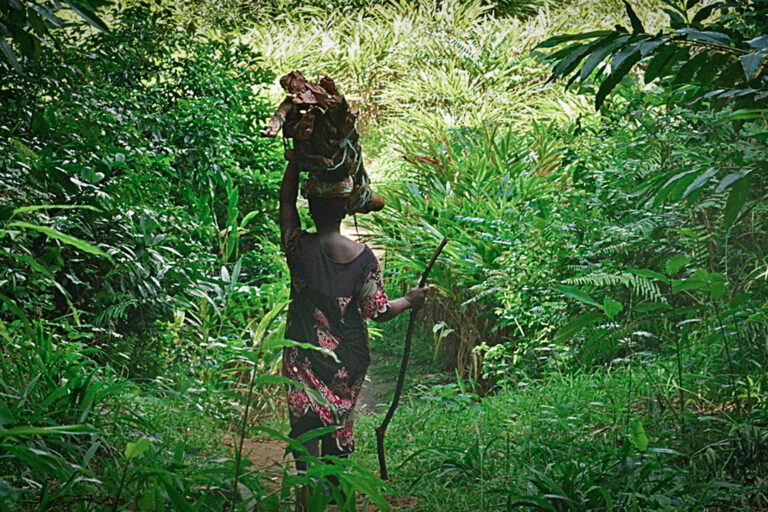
top-left (315, 221), bottom-right (342, 236)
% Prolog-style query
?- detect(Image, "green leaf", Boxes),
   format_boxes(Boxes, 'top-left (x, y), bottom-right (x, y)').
top-left (536, 30), bottom-right (614, 49)
top-left (692, 3), bottom-right (718, 23)
top-left (0, 37), bottom-right (22, 74)
top-left (644, 44), bottom-right (679, 83)
top-left (11, 204), bottom-right (101, 217)
top-left (263, 338), bottom-right (340, 363)
top-left (629, 419), bottom-right (649, 451)
top-left (7, 221), bottom-right (113, 262)
top-left (664, 171), bottom-right (699, 203)
top-left (709, 273), bottom-right (726, 300)
top-left (629, 269), bottom-right (670, 284)
top-left (63, 1), bottom-right (110, 32)
top-left (554, 285), bottom-right (600, 307)
top-left (665, 255), bottom-right (690, 276)
top-left (673, 51), bottom-right (709, 84)
top-left (579, 34), bottom-right (630, 81)
top-left (715, 172), bottom-right (745, 193)
top-left (723, 173), bottom-right (750, 229)
top-left (723, 109), bottom-right (768, 121)
top-left (0, 425), bottom-right (98, 436)
top-left (676, 28), bottom-right (731, 46)
top-left (160, 477), bottom-right (194, 512)
top-left (28, 10), bottom-right (47, 37)
top-left (671, 276), bottom-right (706, 293)
top-left (549, 43), bottom-right (594, 81)
top-left (0, 402), bottom-right (15, 427)
top-left (639, 38), bottom-right (666, 57)
top-left (748, 36), bottom-right (768, 51)
top-left (740, 50), bottom-right (768, 81)
top-left (239, 210), bottom-right (260, 228)
top-left (595, 42), bottom-right (644, 109)
top-left (663, 8), bottom-right (685, 28)
top-left (0, 248), bottom-right (80, 324)
top-left (603, 297), bottom-right (624, 319)
top-left (682, 168), bottom-right (718, 199)
top-left (714, 60), bottom-right (743, 88)
top-left (623, 1), bottom-right (645, 34)
top-left (31, 5), bottom-right (64, 28)
top-left (553, 312), bottom-right (601, 343)
top-left (0, 292), bottom-right (33, 337)
top-left (125, 437), bottom-right (152, 459)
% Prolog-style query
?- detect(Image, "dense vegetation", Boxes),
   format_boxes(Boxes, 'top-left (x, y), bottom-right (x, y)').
top-left (1, 0), bottom-right (766, 511)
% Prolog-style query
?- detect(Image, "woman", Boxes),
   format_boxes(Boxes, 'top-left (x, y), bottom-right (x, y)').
top-left (279, 161), bottom-right (428, 475)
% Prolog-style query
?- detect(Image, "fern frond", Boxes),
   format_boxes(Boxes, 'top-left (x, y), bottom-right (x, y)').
top-left (95, 297), bottom-right (138, 325)
top-left (565, 272), bottom-right (664, 302)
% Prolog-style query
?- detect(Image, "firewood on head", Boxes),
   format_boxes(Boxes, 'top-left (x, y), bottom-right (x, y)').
top-left (280, 70), bottom-right (308, 95)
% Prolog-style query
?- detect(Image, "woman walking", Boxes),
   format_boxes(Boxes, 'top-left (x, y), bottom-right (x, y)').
top-left (279, 161), bottom-right (427, 506)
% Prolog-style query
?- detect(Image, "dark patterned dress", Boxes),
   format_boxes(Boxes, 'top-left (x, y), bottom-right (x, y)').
top-left (282, 229), bottom-right (388, 455)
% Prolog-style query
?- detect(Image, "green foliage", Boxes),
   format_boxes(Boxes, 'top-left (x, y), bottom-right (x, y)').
top-left (537, 0), bottom-right (768, 109)
top-left (355, 369), bottom-right (766, 511)
top-left (365, 121), bottom-right (580, 378)
top-left (2, 0), bottom-right (768, 510)
top-left (1, 4), bottom-right (283, 347)
top-left (0, 0), bottom-right (111, 73)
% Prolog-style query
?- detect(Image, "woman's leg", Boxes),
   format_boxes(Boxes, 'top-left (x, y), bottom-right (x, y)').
top-left (289, 416), bottom-right (322, 472)
top-left (319, 426), bottom-right (354, 505)
top-left (289, 416), bottom-right (322, 512)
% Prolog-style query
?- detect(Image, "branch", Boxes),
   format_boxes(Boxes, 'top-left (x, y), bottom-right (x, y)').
top-left (375, 236), bottom-right (449, 481)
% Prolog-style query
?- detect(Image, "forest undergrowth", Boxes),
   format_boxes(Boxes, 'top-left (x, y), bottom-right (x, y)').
top-left (1, 0), bottom-right (767, 510)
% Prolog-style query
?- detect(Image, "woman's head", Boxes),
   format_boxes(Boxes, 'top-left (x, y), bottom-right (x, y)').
top-left (308, 195), bottom-right (347, 226)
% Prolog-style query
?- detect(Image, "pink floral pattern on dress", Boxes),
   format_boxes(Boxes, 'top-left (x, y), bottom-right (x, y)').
top-left (317, 329), bottom-right (340, 350)
top-left (313, 308), bottom-right (329, 328)
top-left (288, 390), bottom-right (310, 417)
top-left (359, 264), bottom-right (389, 319)
top-left (337, 297), bottom-right (352, 318)
top-left (334, 425), bottom-right (355, 451)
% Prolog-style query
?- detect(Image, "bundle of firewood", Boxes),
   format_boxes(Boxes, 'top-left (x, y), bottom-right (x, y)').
top-left (261, 71), bottom-right (384, 214)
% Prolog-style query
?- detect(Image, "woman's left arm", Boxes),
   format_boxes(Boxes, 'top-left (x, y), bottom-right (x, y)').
top-left (279, 160), bottom-right (301, 248)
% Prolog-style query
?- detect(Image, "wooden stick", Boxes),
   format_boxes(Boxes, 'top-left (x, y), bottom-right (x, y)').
top-left (375, 236), bottom-right (449, 480)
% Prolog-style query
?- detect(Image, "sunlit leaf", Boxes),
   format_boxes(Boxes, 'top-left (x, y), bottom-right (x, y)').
top-left (665, 255), bottom-right (690, 276)
top-left (629, 419), bottom-right (649, 451)
top-left (603, 297), bottom-right (623, 319)
top-left (125, 437), bottom-right (152, 459)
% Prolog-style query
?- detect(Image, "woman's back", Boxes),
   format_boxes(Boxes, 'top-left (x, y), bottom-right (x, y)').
top-left (284, 231), bottom-right (383, 349)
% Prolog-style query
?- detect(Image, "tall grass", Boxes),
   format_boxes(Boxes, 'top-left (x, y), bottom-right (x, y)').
top-left (355, 365), bottom-right (760, 511)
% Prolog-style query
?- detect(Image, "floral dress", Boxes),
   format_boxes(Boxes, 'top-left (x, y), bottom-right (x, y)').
top-left (282, 230), bottom-right (388, 455)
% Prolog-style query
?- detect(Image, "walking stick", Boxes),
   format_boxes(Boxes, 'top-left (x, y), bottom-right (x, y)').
top-left (375, 236), bottom-right (449, 480)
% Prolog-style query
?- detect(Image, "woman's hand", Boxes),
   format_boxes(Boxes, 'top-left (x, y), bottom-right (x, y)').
top-left (404, 286), bottom-right (430, 310)
top-left (373, 286), bottom-right (432, 322)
